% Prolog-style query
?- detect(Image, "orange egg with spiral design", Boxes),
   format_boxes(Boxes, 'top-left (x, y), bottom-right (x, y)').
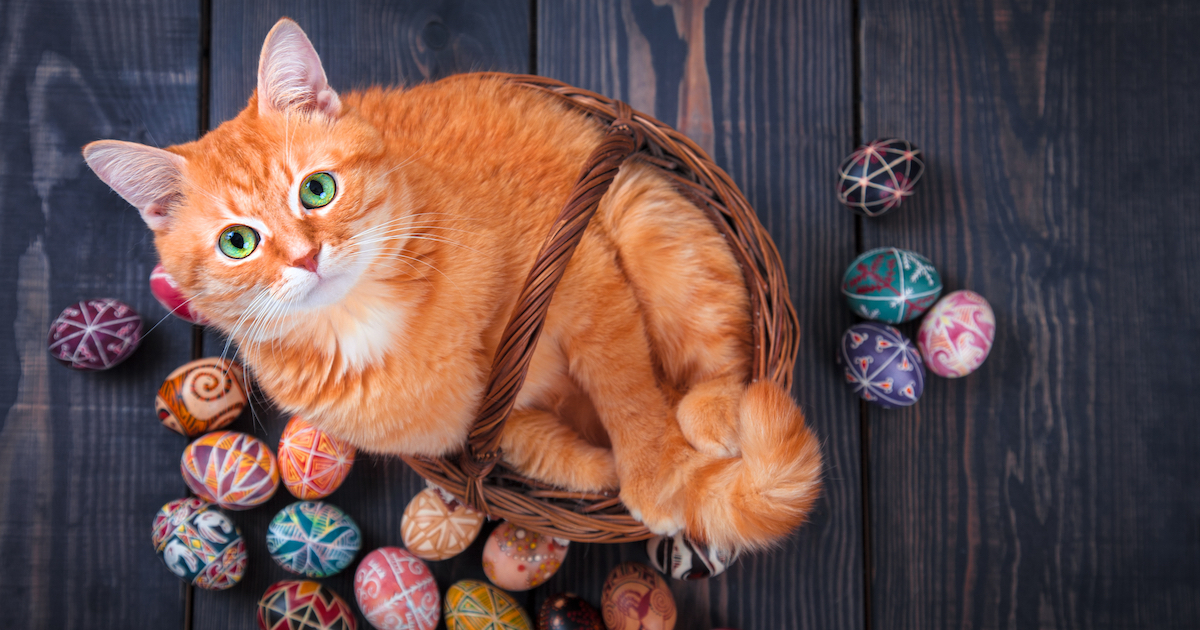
top-left (601, 562), bottom-right (676, 630)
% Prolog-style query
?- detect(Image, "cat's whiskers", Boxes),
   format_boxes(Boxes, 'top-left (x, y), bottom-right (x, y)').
top-left (141, 289), bottom-right (210, 337)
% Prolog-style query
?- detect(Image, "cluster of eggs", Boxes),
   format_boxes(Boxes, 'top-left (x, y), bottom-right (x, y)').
top-left (835, 140), bottom-right (997, 407)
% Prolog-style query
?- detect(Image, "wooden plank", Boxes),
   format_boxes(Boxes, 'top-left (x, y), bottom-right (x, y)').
top-left (860, 0), bottom-right (1200, 627)
top-left (0, 1), bottom-right (200, 628)
top-left (198, 3), bottom-right (531, 628)
top-left (539, 2), bottom-right (862, 629)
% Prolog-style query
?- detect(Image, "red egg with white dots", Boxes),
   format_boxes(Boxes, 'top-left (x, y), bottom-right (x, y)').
top-left (482, 522), bottom-right (569, 592)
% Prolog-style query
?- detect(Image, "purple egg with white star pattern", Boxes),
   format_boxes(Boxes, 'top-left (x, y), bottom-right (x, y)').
top-left (47, 298), bottom-right (143, 370)
top-left (839, 322), bottom-right (925, 408)
top-left (836, 138), bottom-right (924, 217)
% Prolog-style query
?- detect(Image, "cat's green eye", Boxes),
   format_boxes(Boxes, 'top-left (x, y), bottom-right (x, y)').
top-left (300, 171), bottom-right (336, 209)
top-left (218, 225), bottom-right (259, 259)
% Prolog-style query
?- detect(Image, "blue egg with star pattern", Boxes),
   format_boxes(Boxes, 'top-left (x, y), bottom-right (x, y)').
top-left (842, 247), bottom-right (942, 323)
top-left (839, 322), bottom-right (925, 408)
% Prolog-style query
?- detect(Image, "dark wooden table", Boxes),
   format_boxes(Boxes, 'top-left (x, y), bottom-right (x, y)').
top-left (1, 0), bottom-right (1197, 628)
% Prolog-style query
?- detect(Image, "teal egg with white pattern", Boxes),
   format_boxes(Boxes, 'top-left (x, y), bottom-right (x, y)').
top-left (266, 501), bottom-right (361, 578)
top-left (842, 247), bottom-right (942, 323)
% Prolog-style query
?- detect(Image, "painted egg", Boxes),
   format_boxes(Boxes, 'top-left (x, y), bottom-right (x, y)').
top-left (401, 486), bottom-right (484, 561)
top-left (539, 593), bottom-right (603, 630)
top-left (840, 322), bottom-right (925, 408)
top-left (278, 415), bottom-right (356, 500)
top-left (354, 547), bottom-right (439, 630)
top-left (601, 562), bottom-right (677, 630)
top-left (444, 580), bottom-right (532, 630)
top-left (267, 501), bottom-right (361, 578)
top-left (156, 357), bottom-right (247, 437)
top-left (842, 247), bottom-right (942, 323)
top-left (151, 497), bottom-right (246, 590)
top-left (181, 430), bottom-right (279, 510)
top-left (257, 580), bottom-right (357, 630)
top-left (150, 263), bottom-right (207, 324)
top-left (47, 298), bottom-right (143, 370)
top-left (482, 521), bottom-right (569, 591)
top-left (917, 290), bottom-right (997, 378)
top-left (646, 533), bottom-right (739, 580)
top-left (836, 138), bottom-right (924, 217)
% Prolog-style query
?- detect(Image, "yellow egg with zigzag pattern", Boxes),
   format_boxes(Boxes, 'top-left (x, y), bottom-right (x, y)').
top-left (444, 580), bottom-right (532, 630)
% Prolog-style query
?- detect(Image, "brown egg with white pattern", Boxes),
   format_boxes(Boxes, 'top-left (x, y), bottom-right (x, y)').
top-left (401, 487), bottom-right (485, 561)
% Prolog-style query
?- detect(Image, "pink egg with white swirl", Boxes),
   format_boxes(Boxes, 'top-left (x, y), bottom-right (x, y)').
top-left (150, 263), bottom-right (207, 324)
top-left (917, 290), bottom-right (996, 378)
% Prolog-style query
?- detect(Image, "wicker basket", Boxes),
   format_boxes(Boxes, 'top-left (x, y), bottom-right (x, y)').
top-left (400, 73), bottom-right (799, 543)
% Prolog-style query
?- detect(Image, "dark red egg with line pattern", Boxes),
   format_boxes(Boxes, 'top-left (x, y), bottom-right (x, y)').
top-left (539, 593), bottom-right (603, 630)
top-left (47, 298), bottom-right (143, 370)
top-left (836, 138), bottom-right (924, 217)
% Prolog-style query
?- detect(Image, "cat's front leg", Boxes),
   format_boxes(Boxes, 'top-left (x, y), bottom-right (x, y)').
top-left (499, 408), bottom-right (618, 492)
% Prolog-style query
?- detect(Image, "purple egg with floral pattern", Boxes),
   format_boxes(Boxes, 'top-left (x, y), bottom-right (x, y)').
top-left (836, 138), bottom-right (924, 217)
top-left (47, 298), bottom-right (143, 370)
top-left (839, 322), bottom-right (925, 408)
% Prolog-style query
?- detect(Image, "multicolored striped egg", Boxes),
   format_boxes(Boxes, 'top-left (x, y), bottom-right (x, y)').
top-left (444, 580), bottom-right (532, 630)
top-left (257, 580), bottom-right (357, 630)
top-left (401, 487), bottom-right (484, 561)
top-left (156, 358), bottom-right (247, 437)
top-left (181, 430), bottom-right (279, 510)
top-left (839, 322), bottom-right (925, 408)
top-left (278, 415), bottom-right (356, 500)
top-left (151, 497), bottom-right (246, 590)
top-left (267, 501), bottom-right (361, 578)
top-left (917, 290), bottom-right (996, 378)
top-left (842, 247), bottom-right (942, 323)
top-left (354, 547), bottom-right (439, 630)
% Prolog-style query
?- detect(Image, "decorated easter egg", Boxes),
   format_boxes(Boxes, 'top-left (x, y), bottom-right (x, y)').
top-left (257, 580), bottom-right (358, 630)
top-left (354, 547), bottom-right (439, 630)
top-left (539, 593), bottom-right (604, 630)
top-left (181, 430), bottom-right (280, 510)
top-left (482, 521), bottom-right (569, 591)
top-left (917, 290), bottom-right (997, 378)
top-left (836, 138), bottom-right (924, 217)
top-left (842, 247), bottom-right (942, 323)
top-left (278, 415), bottom-right (356, 499)
top-left (267, 501), bottom-right (361, 578)
top-left (840, 322), bottom-right (925, 408)
top-left (401, 486), bottom-right (485, 561)
top-left (151, 497), bottom-right (246, 590)
top-left (156, 357), bottom-right (247, 437)
top-left (601, 562), bottom-right (677, 630)
top-left (444, 580), bottom-right (533, 630)
top-left (646, 532), bottom-right (739, 580)
top-left (47, 298), bottom-right (143, 370)
top-left (150, 263), bottom-right (207, 324)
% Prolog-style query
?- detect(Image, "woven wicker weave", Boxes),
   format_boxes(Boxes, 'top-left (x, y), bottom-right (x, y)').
top-left (400, 73), bottom-right (799, 543)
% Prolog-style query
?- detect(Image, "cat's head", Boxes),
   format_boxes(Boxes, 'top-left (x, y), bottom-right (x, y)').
top-left (83, 18), bottom-right (398, 348)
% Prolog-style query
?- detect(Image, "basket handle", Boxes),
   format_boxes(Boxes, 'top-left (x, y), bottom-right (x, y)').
top-left (457, 103), bottom-right (643, 509)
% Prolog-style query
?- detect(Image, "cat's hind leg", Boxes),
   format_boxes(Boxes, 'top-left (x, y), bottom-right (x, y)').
top-left (499, 408), bottom-right (619, 492)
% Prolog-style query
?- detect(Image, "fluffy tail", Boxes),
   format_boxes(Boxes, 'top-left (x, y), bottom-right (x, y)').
top-left (682, 380), bottom-right (823, 553)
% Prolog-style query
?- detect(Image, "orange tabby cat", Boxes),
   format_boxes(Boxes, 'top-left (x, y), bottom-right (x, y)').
top-left (83, 18), bottom-right (821, 552)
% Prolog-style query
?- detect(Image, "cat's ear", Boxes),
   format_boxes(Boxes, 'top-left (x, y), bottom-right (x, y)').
top-left (83, 140), bottom-right (186, 232)
top-left (257, 18), bottom-right (340, 118)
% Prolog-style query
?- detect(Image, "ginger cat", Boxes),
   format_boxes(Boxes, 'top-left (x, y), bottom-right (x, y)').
top-left (84, 18), bottom-right (821, 552)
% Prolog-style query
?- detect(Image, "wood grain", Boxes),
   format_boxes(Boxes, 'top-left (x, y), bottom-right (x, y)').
top-left (540, 1), bottom-right (861, 628)
top-left (0, 1), bottom-right (201, 628)
top-left (860, 0), bottom-right (1200, 627)
top-left (198, 3), bottom-right (531, 628)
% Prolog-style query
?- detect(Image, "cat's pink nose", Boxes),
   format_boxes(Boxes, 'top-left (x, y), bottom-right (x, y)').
top-left (293, 247), bottom-right (319, 273)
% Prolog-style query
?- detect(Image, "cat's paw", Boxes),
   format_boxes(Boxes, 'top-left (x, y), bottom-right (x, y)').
top-left (676, 378), bottom-right (743, 458)
top-left (620, 473), bottom-right (685, 536)
top-left (625, 503), bottom-right (684, 537)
